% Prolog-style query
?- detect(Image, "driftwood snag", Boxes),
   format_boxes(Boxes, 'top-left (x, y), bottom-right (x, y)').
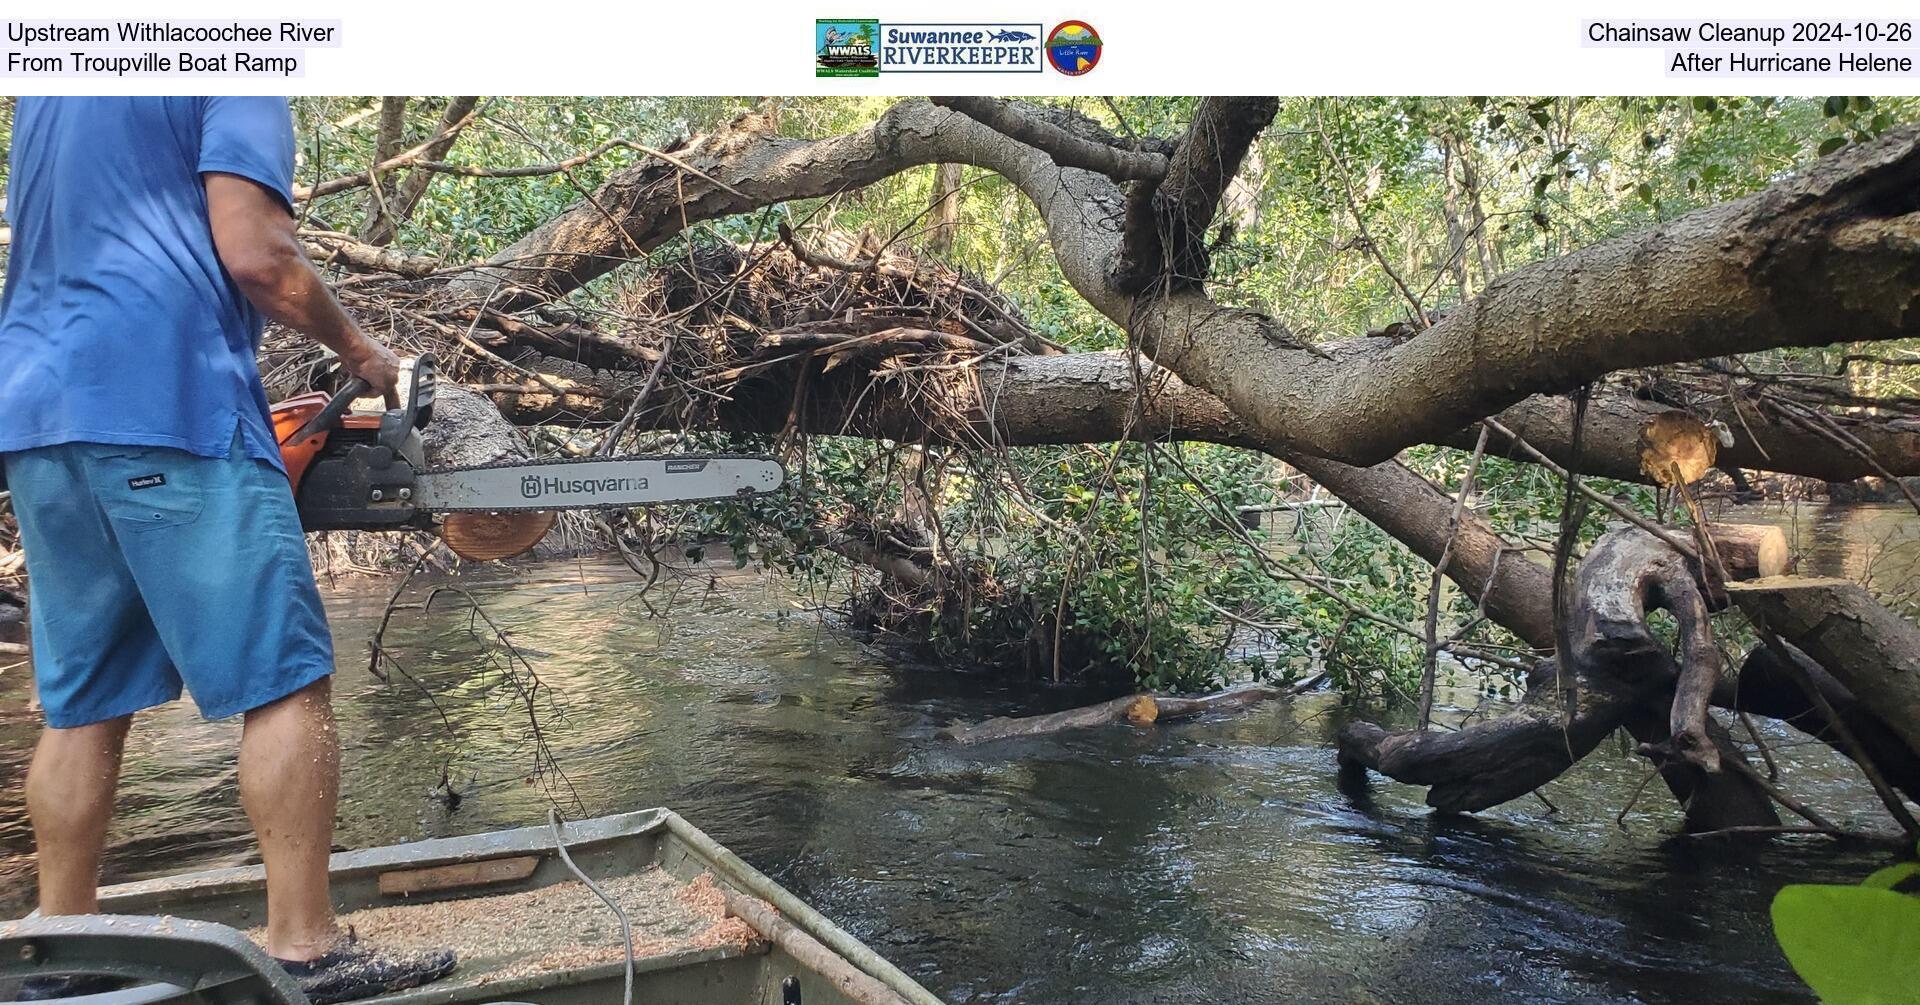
top-left (1337, 526), bottom-right (1778, 830)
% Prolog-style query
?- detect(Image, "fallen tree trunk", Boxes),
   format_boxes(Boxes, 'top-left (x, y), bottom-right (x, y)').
top-left (940, 677), bottom-right (1324, 746)
top-left (448, 100), bottom-right (1920, 469)
top-left (1729, 577), bottom-right (1920, 755)
top-left (1705, 523), bottom-right (1790, 579)
top-left (1468, 390), bottom-right (1920, 484)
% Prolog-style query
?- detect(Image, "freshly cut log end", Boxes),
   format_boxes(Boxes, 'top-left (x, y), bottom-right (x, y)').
top-left (440, 510), bottom-right (558, 561)
top-left (1639, 410), bottom-right (1718, 486)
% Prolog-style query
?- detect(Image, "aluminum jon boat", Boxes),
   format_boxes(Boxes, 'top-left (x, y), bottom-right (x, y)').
top-left (0, 809), bottom-right (944, 1005)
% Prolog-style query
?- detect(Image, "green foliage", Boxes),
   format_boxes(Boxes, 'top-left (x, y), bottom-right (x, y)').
top-left (1772, 845), bottom-right (1920, 1003)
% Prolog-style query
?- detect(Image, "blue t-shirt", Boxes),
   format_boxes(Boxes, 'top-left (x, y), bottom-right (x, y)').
top-left (0, 96), bottom-right (296, 471)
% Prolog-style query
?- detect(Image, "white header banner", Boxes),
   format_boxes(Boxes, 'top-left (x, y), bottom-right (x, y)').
top-left (3, 0), bottom-right (1918, 94)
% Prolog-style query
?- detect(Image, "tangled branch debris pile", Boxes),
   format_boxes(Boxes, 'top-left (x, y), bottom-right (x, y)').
top-left (278, 228), bottom-right (1049, 445)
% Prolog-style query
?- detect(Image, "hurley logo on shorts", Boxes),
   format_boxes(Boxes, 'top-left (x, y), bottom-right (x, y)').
top-left (128, 473), bottom-right (167, 490)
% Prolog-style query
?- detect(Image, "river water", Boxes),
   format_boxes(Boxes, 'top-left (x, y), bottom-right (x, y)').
top-left (0, 502), bottom-right (1914, 1004)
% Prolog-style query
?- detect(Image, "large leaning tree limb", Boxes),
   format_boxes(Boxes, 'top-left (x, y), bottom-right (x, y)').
top-left (448, 100), bottom-right (1920, 466)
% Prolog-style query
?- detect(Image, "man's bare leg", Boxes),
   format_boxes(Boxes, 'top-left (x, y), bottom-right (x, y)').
top-left (239, 675), bottom-right (340, 961)
top-left (27, 716), bottom-right (132, 915)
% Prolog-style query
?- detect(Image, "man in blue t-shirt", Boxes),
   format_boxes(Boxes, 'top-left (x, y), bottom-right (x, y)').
top-left (0, 98), bottom-right (453, 1002)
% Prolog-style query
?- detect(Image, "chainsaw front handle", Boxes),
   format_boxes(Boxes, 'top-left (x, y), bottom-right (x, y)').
top-left (288, 353), bottom-right (434, 448)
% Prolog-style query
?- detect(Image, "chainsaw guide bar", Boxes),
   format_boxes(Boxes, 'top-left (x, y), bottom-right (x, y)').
top-left (413, 453), bottom-right (786, 513)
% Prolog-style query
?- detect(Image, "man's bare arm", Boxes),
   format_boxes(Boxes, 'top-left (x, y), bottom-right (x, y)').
top-left (204, 172), bottom-right (400, 395)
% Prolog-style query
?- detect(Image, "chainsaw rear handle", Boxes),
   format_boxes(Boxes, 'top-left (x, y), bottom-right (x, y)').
top-left (288, 353), bottom-right (437, 448)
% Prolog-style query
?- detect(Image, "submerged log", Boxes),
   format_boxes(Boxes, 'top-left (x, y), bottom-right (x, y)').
top-left (1728, 577), bottom-right (1920, 755)
top-left (1337, 526), bottom-right (1779, 830)
top-left (940, 677), bottom-right (1324, 746)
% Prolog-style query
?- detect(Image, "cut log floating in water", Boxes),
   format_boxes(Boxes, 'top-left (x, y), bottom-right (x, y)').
top-left (939, 677), bottom-right (1324, 746)
top-left (1728, 576), bottom-right (1920, 755)
top-left (1703, 523), bottom-right (1790, 579)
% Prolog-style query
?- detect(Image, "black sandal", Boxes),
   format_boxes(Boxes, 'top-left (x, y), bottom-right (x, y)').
top-left (14, 975), bottom-right (128, 1000)
top-left (275, 932), bottom-right (456, 1005)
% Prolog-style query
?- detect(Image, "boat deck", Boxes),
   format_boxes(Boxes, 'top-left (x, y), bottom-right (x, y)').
top-left (271, 867), bottom-right (764, 991)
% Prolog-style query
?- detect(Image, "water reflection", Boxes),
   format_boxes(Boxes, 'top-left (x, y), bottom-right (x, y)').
top-left (0, 555), bottom-right (1902, 1004)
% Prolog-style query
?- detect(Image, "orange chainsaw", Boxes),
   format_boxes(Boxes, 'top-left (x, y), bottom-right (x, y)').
top-left (271, 354), bottom-right (784, 559)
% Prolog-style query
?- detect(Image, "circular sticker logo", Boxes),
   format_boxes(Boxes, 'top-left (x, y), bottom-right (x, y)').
top-left (1045, 20), bottom-right (1101, 75)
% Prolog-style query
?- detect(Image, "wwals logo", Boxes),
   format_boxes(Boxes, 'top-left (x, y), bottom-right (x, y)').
top-left (816, 19), bottom-right (880, 77)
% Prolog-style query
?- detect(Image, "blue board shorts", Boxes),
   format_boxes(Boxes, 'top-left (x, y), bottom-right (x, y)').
top-left (1, 433), bottom-right (334, 728)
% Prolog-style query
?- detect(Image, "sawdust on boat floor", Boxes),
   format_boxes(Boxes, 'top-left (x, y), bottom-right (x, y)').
top-left (251, 869), bottom-right (760, 985)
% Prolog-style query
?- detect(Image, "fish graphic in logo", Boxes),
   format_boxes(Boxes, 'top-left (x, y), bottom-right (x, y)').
top-left (521, 474), bottom-right (544, 499)
top-left (988, 29), bottom-right (1036, 43)
top-left (1045, 20), bottom-right (1101, 76)
top-left (817, 19), bottom-right (880, 77)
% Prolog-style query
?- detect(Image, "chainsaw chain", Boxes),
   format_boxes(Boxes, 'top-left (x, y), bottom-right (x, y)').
top-left (416, 453), bottom-right (784, 514)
